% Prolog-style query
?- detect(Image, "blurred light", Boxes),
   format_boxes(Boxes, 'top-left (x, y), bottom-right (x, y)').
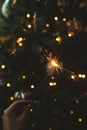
top-left (78, 74), bottom-right (82, 78)
top-left (54, 16), bottom-right (58, 21)
top-left (18, 43), bottom-right (23, 47)
top-left (62, 17), bottom-right (67, 22)
top-left (17, 37), bottom-right (23, 43)
top-left (81, 74), bottom-right (86, 78)
top-left (53, 82), bottom-right (57, 86)
top-left (10, 96), bottom-right (14, 101)
top-left (30, 85), bottom-right (35, 89)
top-left (49, 82), bottom-right (56, 86)
top-left (6, 83), bottom-right (11, 87)
top-left (22, 75), bottom-right (26, 79)
top-left (27, 24), bottom-right (32, 28)
top-left (69, 110), bottom-right (74, 115)
top-left (68, 31), bottom-right (74, 37)
top-left (1, 64), bottom-right (6, 69)
top-left (26, 13), bottom-right (30, 18)
top-left (75, 99), bottom-right (80, 104)
top-left (77, 117), bottom-right (83, 123)
top-left (51, 76), bottom-right (55, 79)
top-left (49, 82), bottom-right (53, 86)
top-left (78, 74), bottom-right (86, 78)
top-left (30, 108), bottom-right (33, 112)
top-left (46, 23), bottom-right (50, 27)
top-left (32, 124), bottom-right (35, 128)
top-left (71, 75), bottom-right (75, 80)
top-left (56, 36), bottom-right (62, 44)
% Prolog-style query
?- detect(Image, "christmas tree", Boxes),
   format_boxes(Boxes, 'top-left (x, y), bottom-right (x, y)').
top-left (0, 0), bottom-right (87, 130)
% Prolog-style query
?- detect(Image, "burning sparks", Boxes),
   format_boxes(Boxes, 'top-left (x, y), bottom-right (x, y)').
top-left (46, 53), bottom-right (62, 75)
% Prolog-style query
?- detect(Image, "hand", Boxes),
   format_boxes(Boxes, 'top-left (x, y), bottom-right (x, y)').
top-left (2, 100), bottom-right (31, 130)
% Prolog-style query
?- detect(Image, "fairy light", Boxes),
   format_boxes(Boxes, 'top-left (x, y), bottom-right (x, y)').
top-left (54, 16), bottom-right (58, 21)
top-left (78, 74), bottom-right (86, 78)
top-left (81, 74), bottom-right (86, 78)
top-left (69, 110), bottom-right (75, 115)
top-left (77, 117), bottom-right (83, 123)
top-left (6, 83), bottom-right (11, 87)
top-left (75, 99), bottom-right (80, 104)
top-left (26, 13), bottom-right (30, 18)
top-left (17, 37), bottom-right (23, 43)
top-left (27, 24), bottom-right (32, 28)
top-left (30, 108), bottom-right (33, 112)
top-left (22, 75), bottom-right (26, 79)
top-left (46, 23), bottom-right (50, 27)
top-left (71, 75), bottom-right (75, 80)
top-left (62, 17), bottom-right (67, 22)
top-left (18, 43), bottom-right (23, 47)
top-left (68, 31), bottom-right (74, 37)
top-left (30, 85), bottom-right (35, 89)
top-left (10, 96), bottom-right (14, 101)
top-left (56, 36), bottom-right (62, 44)
top-left (1, 64), bottom-right (6, 69)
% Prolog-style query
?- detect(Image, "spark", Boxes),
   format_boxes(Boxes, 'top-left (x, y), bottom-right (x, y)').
top-left (46, 52), bottom-right (63, 75)
top-left (45, 50), bottom-right (74, 75)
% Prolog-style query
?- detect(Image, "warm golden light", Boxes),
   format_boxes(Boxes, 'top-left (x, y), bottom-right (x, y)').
top-left (51, 76), bottom-right (55, 79)
top-left (81, 74), bottom-right (86, 78)
top-left (10, 96), bottom-right (14, 101)
top-left (62, 17), bottom-right (67, 22)
top-left (17, 37), bottom-right (23, 43)
top-left (54, 16), bottom-right (58, 21)
top-left (30, 108), bottom-right (33, 112)
top-left (26, 13), bottom-right (30, 18)
top-left (56, 36), bottom-right (62, 44)
top-left (30, 85), bottom-right (35, 89)
top-left (27, 24), bottom-right (32, 28)
top-left (1, 64), bottom-right (6, 69)
top-left (22, 75), bottom-right (26, 79)
top-left (71, 75), bottom-right (75, 80)
top-left (75, 99), bottom-right (80, 104)
top-left (78, 117), bottom-right (83, 123)
top-left (69, 110), bottom-right (74, 115)
top-left (6, 83), bottom-right (11, 87)
top-left (18, 43), bottom-right (23, 47)
top-left (46, 23), bottom-right (50, 27)
top-left (68, 31), bottom-right (74, 37)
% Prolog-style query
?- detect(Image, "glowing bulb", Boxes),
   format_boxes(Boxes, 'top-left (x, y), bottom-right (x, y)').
top-left (46, 23), bottom-right (50, 27)
top-left (78, 74), bottom-right (82, 78)
top-left (26, 13), bottom-right (30, 18)
top-left (68, 31), bottom-right (74, 37)
top-left (71, 75), bottom-right (75, 80)
top-left (69, 110), bottom-right (74, 115)
top-left (75, 99), bottom-right (79, 104)
top-left (78, 117), bottom-right (83, 123)
top-left (22, 75), bottom-right (26, 79)
top-left (19, 43), bottom-right (23, 46)
top-left (27, 24), bottom-right (32, 28)
top-left (30, 85), bottom-right (35, 89)
top-left (54, 16), bottom-right (58, 21)
top-left (49, 82), bottom-right (53, 86)
top-left (10, 96), bottom-right (14, 101)
top-left (51, 76), bottom-right (55, 79)
top-left (1, 64), bottom-right (6, 69)
top-left (6, 83), bottom-right (11, 87)
top-left (62, 17), bottom-right (67, 22)
top-left (81, 74), bottom-right (86, 78)
top-left (17, 37), bottom-right (23, 44)
top-left (30, 108), bottom-right (33, 112)
top-left (56, 36), bottom-right (62, 44)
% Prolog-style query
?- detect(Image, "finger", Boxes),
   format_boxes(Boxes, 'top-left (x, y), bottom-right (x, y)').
top-left (4, 100), bottom-right (32, 115)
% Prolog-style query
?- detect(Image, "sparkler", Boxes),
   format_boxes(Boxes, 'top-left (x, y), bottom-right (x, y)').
top-left (46, 52), bottom-right (75, 75)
